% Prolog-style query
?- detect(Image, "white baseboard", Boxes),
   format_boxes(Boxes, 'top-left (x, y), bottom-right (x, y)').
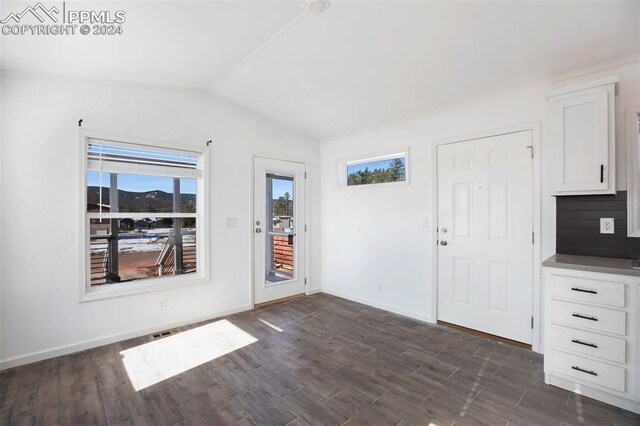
top-left (321, 288), bottom-right (434, 323)
top-left (306, 287), bottom-right (321, 295)
top-left (0, 304), bottom-right (252, 371)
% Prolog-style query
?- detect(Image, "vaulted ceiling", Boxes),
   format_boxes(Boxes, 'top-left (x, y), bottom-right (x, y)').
top-left (2, 1), bottom-right (640, 140)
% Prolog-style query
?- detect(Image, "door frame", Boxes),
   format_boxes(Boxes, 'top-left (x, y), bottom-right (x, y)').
top-left (430, 122), bottom-right (542, 352)
top-left (251, 154), bottom-right (310, 308)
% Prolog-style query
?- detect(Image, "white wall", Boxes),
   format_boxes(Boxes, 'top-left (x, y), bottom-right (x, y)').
top-left (0, 74), bottom-right (320, 367)
top-left (320, 59), bottom-right (640, 324)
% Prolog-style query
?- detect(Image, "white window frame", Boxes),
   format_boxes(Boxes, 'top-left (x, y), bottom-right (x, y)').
top-left (78, 129), bottom-right (210, 302)
top-left (337, 147), bottom-right (410, 188)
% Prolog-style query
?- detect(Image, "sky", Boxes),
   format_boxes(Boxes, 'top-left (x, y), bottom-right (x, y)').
top-left (87, 172), bottom-right (197, 194)
top-left (272, 178), bottom-right (293, 199)
top-left (347, 158), bottom-right (404, 174)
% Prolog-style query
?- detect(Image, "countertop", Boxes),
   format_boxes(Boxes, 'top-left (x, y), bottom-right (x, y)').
top-left (543, 254), bottom-right (640, 277)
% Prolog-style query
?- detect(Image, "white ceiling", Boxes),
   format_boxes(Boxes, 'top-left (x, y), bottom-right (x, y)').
top-left (2, 1), bottom-right (640, 140)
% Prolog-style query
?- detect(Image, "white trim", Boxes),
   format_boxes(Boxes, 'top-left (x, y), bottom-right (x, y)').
top-left (547, 75), bottom-right (619, 98)
top-left (251, 154), bottom-right (311, 307)
top-left (627, 106), bottom-right (640, 238)
top-left (78, 128), bottom-right (211, 302)
top-left (0, 304), bottom-right (252, 371)
top-left (431, 122), bottom-right (543, 352)
top-left (321, 288), bottom-right (433, 323)
top-left (88, 160), bottom-right (202, 179)
top-left (80, 274), bottom-right (210, 302)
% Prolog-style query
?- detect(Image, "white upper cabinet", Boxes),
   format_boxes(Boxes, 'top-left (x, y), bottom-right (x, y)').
top-left (549, 77), bottom-right (617, 195)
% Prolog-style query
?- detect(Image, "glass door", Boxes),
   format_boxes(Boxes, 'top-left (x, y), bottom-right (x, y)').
top-left (253, 157), bottom-right (306, 304)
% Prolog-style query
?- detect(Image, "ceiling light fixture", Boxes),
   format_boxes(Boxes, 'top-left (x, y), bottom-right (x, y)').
top-left (304, 0), bottom-right (330, 15)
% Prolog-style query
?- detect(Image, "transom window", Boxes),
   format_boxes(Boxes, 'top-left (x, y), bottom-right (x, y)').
top-left (338, 149), bottom-right (409, 187)
top-left (82, 133), bottom-right (206, 299)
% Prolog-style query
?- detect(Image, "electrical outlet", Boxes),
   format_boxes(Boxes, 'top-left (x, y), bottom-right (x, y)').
top-left (160, 298), bottom-right (167, 311)
top-left (600, 218), bottom-right (615, 234)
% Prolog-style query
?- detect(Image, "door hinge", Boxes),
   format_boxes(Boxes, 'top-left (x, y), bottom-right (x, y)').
top-left (304, 278), bottom-right (307, 285)
top-left (532, 231), bottom-right (535, 244)
top-left (304, 224), bottom-right (307, 232)
top-left (304, 172), bottom-right (307, 179)
top-left (526, 145), bottom-right (534, 159)
top-left (531, 316), bottom-right (534, 329)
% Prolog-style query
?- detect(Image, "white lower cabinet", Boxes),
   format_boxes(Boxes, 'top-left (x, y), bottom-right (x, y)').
top-left (544, 267), bottom-right (640, 414)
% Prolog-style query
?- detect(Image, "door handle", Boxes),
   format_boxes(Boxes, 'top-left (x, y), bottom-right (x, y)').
top-left (255, 228), bottom-right (262, 233)
top-left (440, 240), bottom-right (448, 246)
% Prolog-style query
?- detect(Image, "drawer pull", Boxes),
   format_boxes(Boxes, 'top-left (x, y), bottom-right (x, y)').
top-left (572, 313), bottom-right (598, 321)
top-left (571, 287), bottom-right (597, 295)
top-left (572, 365), bottom-right (598, 376)
top-left (571, 339), bottom-right (598, 348)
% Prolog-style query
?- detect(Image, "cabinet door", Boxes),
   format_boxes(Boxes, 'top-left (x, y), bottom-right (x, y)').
top-left (552, 91), bottom-right (610, 193)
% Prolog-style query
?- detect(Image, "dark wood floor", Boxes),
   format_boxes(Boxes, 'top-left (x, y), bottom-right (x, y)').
top-left (2, 294), bottom-right (639, 425)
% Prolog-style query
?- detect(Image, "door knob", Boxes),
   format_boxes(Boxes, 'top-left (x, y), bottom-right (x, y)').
top-left (440, 240), bottom-right (448, 246)
top-left (255, 228), bottom-right (262, 233)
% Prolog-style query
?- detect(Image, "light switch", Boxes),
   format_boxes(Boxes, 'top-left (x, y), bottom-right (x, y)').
top-left (225, 217), bottom-right (238, 228)
top-left (600, 218), bottom-right (615, 234)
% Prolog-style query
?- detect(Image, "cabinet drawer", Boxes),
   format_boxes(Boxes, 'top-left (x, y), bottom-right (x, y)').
top-left (546, 349), bottom-right (626, 392)
top-left (547, 273), bottom-right (625, 307)
top-left (547, 324), bottom-right (626, 364)
top-left (549, 299), bottom-right (626, 335)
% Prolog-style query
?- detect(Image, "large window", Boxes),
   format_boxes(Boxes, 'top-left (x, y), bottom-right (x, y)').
top-left (81, 132), bottom-right (206, 299)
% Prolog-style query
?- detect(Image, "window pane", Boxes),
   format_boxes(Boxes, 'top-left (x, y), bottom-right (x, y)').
top-left (89, 217), bottom-right (196, 286)
top-left (180, 178), bottom-right (197, 213)
top-left (347, 157), bottom-right (406, 186)
top-left (116, 174), bottom-right (175, 213)
top-left (87, 171), bottom-right (110, 212)
top-left (266, 174), bottom-right (295, 284)
top-left (271, 177), bottom-right (293, 232)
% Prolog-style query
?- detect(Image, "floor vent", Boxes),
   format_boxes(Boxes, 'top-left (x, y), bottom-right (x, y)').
top-left (152, 329), bottom-right (177, 339)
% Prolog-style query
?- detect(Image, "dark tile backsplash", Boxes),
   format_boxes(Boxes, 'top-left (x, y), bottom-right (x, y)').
top-left (556, 191), bottom-right (640, 259)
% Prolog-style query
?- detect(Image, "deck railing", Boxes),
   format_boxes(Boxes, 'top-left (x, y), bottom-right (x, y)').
top-left (89, 236), bottom-right (110, 286)
top-left (271, 234), bottom-right (293, 276)
top-left (156, 231), bottom-right (196, 275)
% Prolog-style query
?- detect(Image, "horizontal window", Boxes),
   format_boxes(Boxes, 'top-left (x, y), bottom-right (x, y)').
top-left (338, 149), bottom-right (409, 187)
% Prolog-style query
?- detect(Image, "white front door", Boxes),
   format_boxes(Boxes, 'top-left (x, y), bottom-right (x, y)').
top-left (437, 131), bottom-right (533, 344)
top-left (253, 157), bottom-right (306, 305)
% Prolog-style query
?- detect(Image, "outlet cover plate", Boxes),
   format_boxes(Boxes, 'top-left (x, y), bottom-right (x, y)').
top-left (600, 218), bottom-right (615, 234)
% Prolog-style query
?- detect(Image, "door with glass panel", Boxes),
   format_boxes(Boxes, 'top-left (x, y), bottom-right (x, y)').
top-left (253, 157), bottom-right (306, 304)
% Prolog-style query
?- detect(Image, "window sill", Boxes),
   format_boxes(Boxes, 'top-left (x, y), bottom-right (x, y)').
top-left (342, 179), bottom-right (410, 190)
top-left (80, 274), bottom-right (209, 302)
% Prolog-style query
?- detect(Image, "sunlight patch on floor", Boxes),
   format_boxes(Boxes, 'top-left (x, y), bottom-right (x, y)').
top-left (258, 318), bottom-right (283, 332)
top-left (120, 319), bottom-right (257, 391)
